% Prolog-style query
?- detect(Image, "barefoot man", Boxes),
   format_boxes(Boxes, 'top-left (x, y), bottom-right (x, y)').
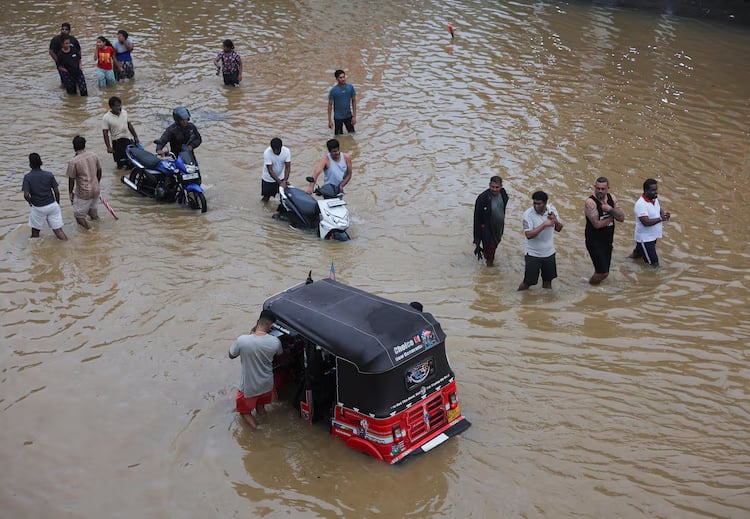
top-left (584, 176), bottom-right (625, 284)
top-left (229, 310), bottom-right (283, 429)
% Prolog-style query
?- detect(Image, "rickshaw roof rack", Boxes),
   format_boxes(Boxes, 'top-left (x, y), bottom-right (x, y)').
top-left (263, 279), bottom-right (446, 374)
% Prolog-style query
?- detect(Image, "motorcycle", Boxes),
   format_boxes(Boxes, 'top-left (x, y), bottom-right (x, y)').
top-left (273, 176), bottom-right (350, 241)
top-left (120, 143), bottom-right (207, 213)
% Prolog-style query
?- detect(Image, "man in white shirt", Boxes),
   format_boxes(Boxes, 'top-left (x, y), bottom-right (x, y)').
top-left (518, 191), bottom-right (564, 290)
top-left (261, 137), bottom-right (291, 202)
top-left (102, 96), bottom-right (139, 169)
top-left (629, 178), bottom-right (670, 266)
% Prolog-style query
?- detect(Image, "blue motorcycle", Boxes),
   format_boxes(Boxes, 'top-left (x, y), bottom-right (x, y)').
top-left (121, 144), bottom-right (207, 213)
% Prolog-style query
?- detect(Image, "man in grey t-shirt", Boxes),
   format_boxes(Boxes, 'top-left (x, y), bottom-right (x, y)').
top-left (518, 191), bottom-right (564, 290)
top-left (229, 310), bottom-right (283, 429)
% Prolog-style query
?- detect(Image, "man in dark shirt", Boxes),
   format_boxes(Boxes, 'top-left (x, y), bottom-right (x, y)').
top-left (22, 153), bottom-right (68, 240)
top-left (584, 176), bottom-right (625, 284)
top-left (155, 107), bottom-right (202, 164)
top-left (49, 23), bottom-right (81, 86)
top-left (473, 175), bottom-right (509, 267)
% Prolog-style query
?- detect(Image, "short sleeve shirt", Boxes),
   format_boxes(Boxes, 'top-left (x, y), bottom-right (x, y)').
top-left (22, 169), bottom-right (58, 207)
top-left (112, 37), bottom-right (134, 61)
top-left (66, 150), bottom-right (101, 200)
top-left (102, 109), bottom-right (130, 141)
top-left (522, 203), bottom-right (560, 257)
top-left (216, 51), bottom-right (241, 73)
top-left (230, 333), bottom-right (283, 397)
top-left (328, 83), bottom-right (356, 119)
top-left (96, 46), bottom-right (115, 70)
top-left (261, 146), bottom-right (291, 182)
top-left (634, 195), bottom-right (662, 242)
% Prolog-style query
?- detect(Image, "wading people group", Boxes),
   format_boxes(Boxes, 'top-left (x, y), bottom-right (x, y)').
top-left (27, 21), bottom-right (359, 242)
top-left (472, 175), bottom-right (672, 291)
top-left (26, 21), bottom-right (671, 432)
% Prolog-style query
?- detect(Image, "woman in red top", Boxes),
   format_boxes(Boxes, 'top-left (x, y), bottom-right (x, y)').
top-left (94, 36), bottom-right (121, 87)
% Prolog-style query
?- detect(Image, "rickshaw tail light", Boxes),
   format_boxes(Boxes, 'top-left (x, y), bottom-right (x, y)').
top-left (449, 392), bottom-right (458, 409)
top-left (392, 425), bottom-right (404, 441)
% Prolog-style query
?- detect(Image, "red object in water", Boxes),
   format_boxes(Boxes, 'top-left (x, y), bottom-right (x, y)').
top-left (99, 194), bottom-right (119, 220)
top-left (447, 23), bottom-right (454, 38)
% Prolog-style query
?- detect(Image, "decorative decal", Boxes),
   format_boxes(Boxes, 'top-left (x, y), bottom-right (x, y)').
top-left (405, 357), bottom-right (435, 390)
top-left (393, 329), bottom-right (437, 362)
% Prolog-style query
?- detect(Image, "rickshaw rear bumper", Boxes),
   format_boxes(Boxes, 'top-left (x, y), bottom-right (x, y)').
top-left (416, 416), bottom-right (472, 453)
top-left (396, 416), bottom-right (472, 463)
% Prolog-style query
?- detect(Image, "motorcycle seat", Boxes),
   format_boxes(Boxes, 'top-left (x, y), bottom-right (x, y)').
top-left (129, 146), bottom-right (161, 169)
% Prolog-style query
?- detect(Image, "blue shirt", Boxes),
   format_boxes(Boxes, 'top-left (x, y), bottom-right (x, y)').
top-left (328, 83), bottom-right (356, 119)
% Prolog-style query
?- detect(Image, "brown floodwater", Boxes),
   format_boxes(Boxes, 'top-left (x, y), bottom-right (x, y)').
top-left (1, 1), bottom-right (749, 517)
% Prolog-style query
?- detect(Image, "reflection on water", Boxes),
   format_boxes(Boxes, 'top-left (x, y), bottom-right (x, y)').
top-left (1, 0), bottom-right (749, 517)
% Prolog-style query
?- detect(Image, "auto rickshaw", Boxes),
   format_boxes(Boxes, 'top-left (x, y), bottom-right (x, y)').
top-left (263, 278), bottom-right (471, 464)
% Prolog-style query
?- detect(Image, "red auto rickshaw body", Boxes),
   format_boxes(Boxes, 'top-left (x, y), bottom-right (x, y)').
top-left (263, 279), bottom-right (471, 464)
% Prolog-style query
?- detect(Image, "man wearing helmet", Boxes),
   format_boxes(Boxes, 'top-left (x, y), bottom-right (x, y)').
top-left (155, 107), bottom-right (202, 163)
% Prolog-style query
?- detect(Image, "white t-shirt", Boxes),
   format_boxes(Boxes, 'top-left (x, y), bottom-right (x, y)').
top-left (522, 203), bottom-right (561, 257)
top-left (634, 195), bottom-right (663, 242)
top-left (261, 146), bottom-right (291, 183)
top-left (102, 109), bottom-right (130, 141)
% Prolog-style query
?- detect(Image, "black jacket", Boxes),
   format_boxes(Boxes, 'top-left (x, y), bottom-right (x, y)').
top-left (473, 188), bottom-right (509, 245)
top-left (155, 122), bottom-right (202, 156)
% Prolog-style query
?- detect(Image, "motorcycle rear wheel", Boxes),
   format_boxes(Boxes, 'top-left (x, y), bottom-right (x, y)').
top-left (186, 191), bottom-right (208, 213)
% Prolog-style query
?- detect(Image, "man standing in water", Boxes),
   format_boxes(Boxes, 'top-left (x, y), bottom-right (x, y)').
top-left (22, 153), bottom-right (68, 240)
top-left (629, 178), bottom-right (670, 266)
top-left (261, 137), bottom-right (291, 202)
top-left (327, 69), bottom-right (357, 135)
top-left (473, 175), bottom-right (509, 267)
top-left (306, 139), bottom-right (352, 194)
top-left (102, 96), bottom-right (139, 169)
top-left (518, 191), bottom-right (564, 291)
top-left (66, 136), bottom-right (102, 230)
top-left (584, 177), bottom-right (625, 284)
top-left (229, 310), bottom-right (283, 430)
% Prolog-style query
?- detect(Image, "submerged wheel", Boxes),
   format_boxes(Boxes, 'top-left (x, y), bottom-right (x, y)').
top-left (129, 168), bottom-right (141, 183)
top-left (186, 191), bottom-right (208, 213)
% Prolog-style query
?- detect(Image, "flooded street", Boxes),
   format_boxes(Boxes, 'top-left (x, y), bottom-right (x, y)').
top-left (1, 1), bottom-right (749, 517)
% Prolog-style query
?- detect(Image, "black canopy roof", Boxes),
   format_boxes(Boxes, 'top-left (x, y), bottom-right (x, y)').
top-left (263, 279), bottom-right (446, 374)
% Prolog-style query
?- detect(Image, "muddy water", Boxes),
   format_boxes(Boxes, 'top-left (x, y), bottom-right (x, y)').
top-left (1, 1), bottom-right (749, 517)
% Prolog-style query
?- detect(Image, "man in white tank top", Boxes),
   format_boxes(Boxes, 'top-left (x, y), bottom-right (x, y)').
top-left (306, 138), bottom-right (352, 194)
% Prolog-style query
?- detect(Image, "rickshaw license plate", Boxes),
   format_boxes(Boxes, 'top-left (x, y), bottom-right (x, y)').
top-left (446, 405), bottom-right (461, 423)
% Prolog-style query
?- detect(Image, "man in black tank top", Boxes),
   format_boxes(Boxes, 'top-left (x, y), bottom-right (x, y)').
top-left (584, 177), bottom-right (625, 284)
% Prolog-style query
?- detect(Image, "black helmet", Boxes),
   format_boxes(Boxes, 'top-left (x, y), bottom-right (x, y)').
top-left (172, 106), bottom-right (190, 123)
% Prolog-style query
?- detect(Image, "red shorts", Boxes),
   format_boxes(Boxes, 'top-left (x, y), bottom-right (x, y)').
top-left (235, 389), bottom-right (274, 414)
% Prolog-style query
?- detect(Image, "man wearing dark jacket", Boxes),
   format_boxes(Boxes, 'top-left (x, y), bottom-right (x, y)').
top-left (473, 175), bottom-right (509, 267)
top-left (155, 107), bottom-right (202, 164)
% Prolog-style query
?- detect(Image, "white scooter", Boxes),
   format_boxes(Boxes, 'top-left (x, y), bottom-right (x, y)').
top-left (274, 176), bottom-right (350, 241)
